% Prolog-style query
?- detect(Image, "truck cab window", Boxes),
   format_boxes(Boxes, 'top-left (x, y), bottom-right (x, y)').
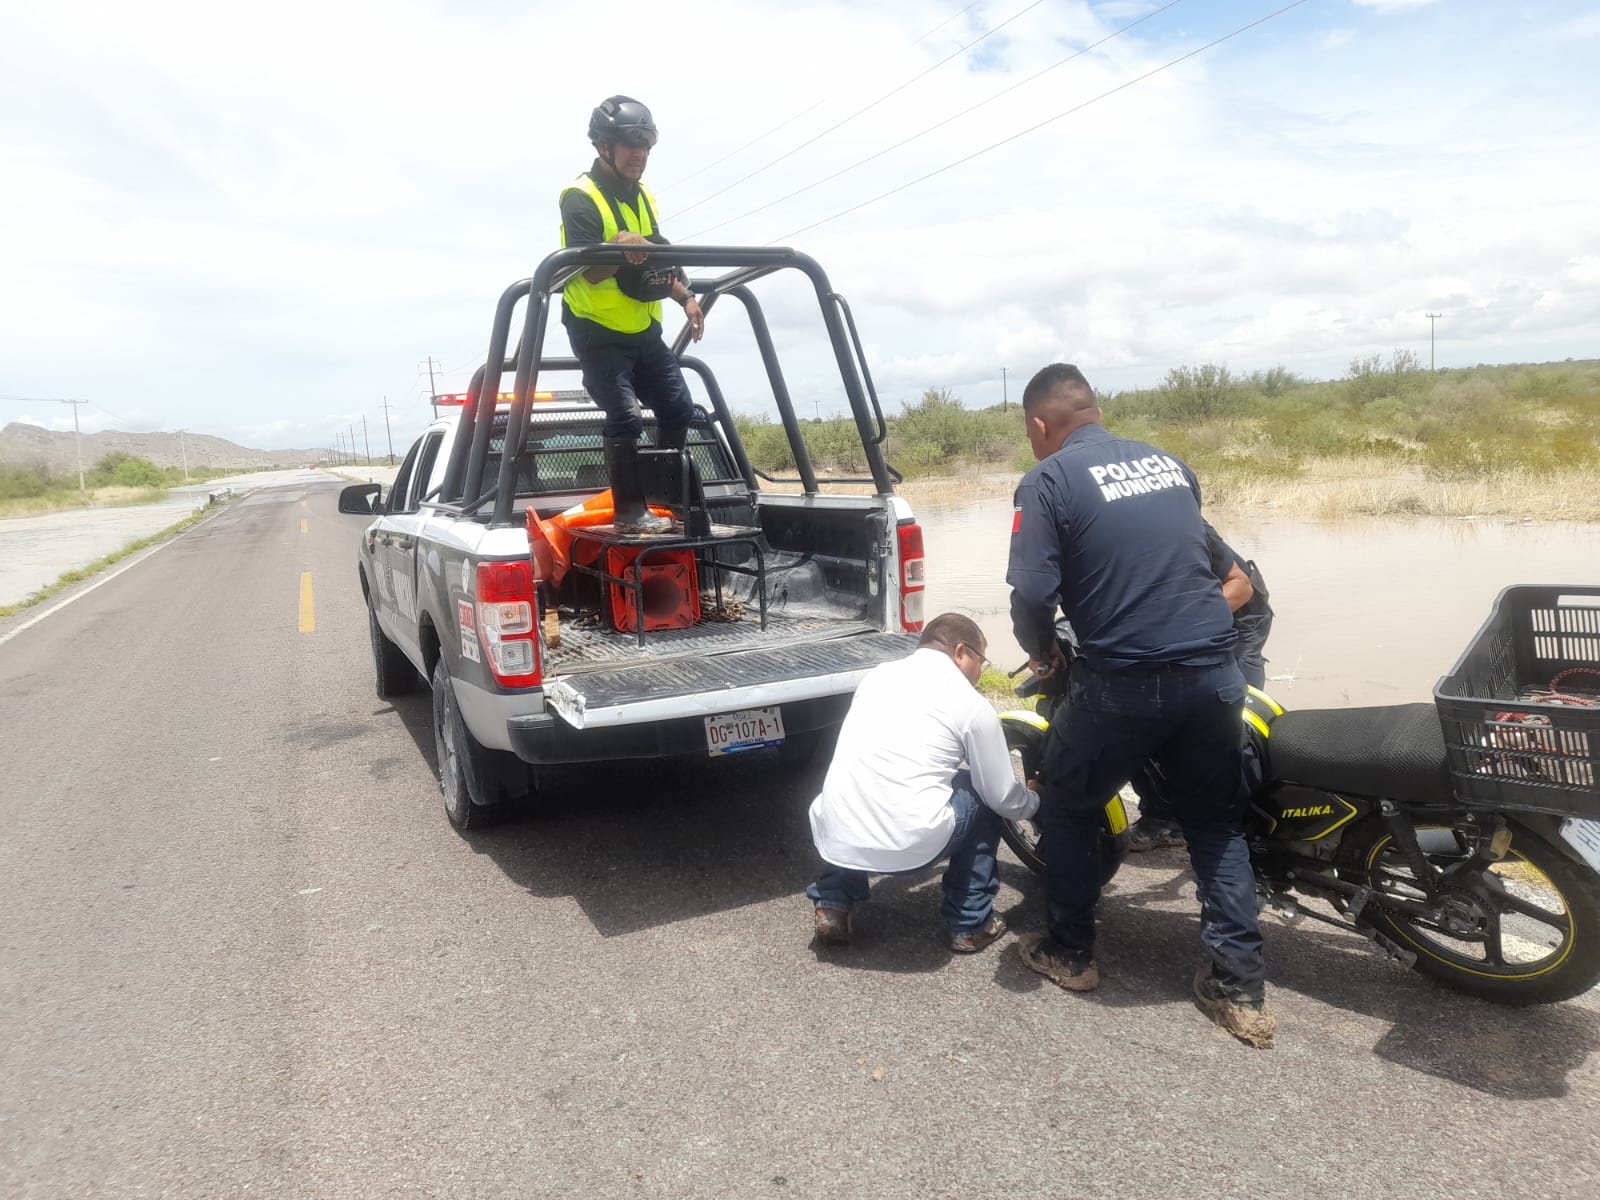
top-left (388, 440), bottom-right (422, 513)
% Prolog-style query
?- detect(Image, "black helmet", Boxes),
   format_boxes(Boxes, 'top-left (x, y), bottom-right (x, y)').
top-left (588, 95), bottom-right (658, 149)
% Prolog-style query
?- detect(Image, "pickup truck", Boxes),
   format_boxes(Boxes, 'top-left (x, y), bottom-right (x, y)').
top-left (339, 245), bottom-right (925, 830)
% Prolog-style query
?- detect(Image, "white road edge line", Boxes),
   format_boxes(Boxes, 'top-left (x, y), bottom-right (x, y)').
top-left (0, 500), bottom-right (239, 650)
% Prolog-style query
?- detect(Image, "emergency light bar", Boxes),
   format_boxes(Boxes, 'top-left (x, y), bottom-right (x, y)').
top-left (434, 391), bottom-right (554, 406)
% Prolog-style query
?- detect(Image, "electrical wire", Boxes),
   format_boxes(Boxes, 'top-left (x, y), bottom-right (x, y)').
top-left (766, 0), bottom-right (1311, 245)
top-left (673, 0), bottom-right (1049, 219)
top-left (660, 0), bottom-right (987, 191)
top-left (911, 0), bottom-right (985, 48)
top-left (685, 0), bottom-right (1186, 241)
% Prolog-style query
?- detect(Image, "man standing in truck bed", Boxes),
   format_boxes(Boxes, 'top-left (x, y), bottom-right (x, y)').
top-left (559, 95), bottom-right (705, 535)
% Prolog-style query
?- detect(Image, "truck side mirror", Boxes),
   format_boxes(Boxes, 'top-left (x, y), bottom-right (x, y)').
top-left (338, 483), bottom-right (384, 514)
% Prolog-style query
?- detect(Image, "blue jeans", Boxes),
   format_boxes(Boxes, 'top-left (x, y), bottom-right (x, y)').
top-left (1041, 658), bottom-right (1265, 1000)
top-left (807, 771), bottom-right (1002, 934)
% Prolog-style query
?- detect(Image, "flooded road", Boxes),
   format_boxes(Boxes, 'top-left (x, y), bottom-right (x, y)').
top-left (919, 495), bottom-right (1600, 711)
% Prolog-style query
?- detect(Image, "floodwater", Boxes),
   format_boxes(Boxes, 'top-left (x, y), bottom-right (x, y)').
top-left (918, 495), bottom-right (1600, 712)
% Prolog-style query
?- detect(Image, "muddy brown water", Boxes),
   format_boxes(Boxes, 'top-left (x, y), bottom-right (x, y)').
top-left (918, 495), bottom-right (1600, 712)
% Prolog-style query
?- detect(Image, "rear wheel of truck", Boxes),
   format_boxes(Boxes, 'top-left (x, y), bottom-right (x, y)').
top-left (369, 599), bottom-right (418, 698)
top-left (431, 659), bottom-right (516, 831)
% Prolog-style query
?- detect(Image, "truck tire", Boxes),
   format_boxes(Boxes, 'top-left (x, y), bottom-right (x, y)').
top-left (369, 600), bottom-right (417, 698)
top-left (431, 659), bottom-right (513, 831)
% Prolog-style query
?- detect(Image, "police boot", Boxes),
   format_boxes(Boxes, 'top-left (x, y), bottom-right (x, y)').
top-left (604, 437), bottom-right (675, 536)
top-left (656, 425), bottom-right (688, 453)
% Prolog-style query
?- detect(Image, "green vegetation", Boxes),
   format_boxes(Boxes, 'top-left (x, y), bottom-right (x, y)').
top-left (976, 665), bottom-right (1027, 704)
top-left (0, 453), bottom-right (234, 519)
top-left (734, 359), bottom-right (1600, 491)
top-left (0, 494), bottom-right (233, 621)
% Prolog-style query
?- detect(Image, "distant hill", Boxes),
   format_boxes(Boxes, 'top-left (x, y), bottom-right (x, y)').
top-left (0, 422), bottom-right (332, 472)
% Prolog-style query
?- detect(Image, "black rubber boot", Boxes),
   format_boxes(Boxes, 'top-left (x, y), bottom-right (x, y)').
top-left (604, 437), bottom-right (675, 536)
top-left (656, 425), bottom-right (688, 452)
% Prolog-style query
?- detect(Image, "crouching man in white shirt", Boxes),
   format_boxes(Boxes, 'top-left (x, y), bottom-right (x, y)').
top-left (806, 613), bottom-right (1041, 952)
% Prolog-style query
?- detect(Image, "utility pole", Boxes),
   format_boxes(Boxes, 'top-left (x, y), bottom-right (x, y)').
top-left (335, 431), bottom-right (345, 465)
top-left (362, 414), bottom-right (372, 463)
top-left (1425, 312), bottom-right (1442, 371)
top-left (1001, 367), bottom-right (1009, 412)
top-left (380, 395), bottom-right (396, 464)
top-left (176, 429), bottom-right (190, 481)
top-left (49, 399), bottom-right (89, 492)
top-left (349, 423), bottom-right (359, 466)
top-left (421, 357), bottom-right (442, 418)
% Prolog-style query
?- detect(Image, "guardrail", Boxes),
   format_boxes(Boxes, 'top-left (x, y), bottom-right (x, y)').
top-left (207, 487), bottom-right (233, 505)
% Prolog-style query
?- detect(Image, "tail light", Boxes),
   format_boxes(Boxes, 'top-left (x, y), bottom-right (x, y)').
top-left (897, 522), bottom-right (925, 632)
top-left (475, 560), bottom-right (541, 688)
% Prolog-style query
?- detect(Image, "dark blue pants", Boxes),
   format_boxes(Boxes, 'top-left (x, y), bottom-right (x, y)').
top-left (1135, 616), bottom-right (1269, 822)
top-left (1040, 658), bottom-right (1265, 999)
top-left (565, 322), bottom-right (694, 441)
top-left (806, 771), bottom-right (1002, 934)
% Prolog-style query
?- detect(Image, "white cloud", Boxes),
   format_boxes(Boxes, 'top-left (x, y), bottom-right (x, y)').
top-left (1565, 10), bottom-right (1600, 38)
top-left (0, 0), bottom-right (1595, 446)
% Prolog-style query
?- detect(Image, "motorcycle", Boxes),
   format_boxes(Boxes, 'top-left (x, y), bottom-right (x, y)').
top-left (997, 589), bottom-right (1600, 1007)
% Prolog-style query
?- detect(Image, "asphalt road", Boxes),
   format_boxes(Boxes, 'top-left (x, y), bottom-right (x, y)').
top-left (2, 476), bottom-right (1597, 1199)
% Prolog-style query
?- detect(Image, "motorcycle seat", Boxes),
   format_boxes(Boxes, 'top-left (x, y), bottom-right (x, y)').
top-left (1266, 702), bottom-right (1455, 806)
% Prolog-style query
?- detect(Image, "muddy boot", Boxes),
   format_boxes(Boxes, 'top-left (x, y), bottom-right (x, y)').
top-left (604, 436), bottom-right (676, 536)
top-left (1192, 968), bottom-right (1276, 1049)
top-left (1128, 816), bottom-right (1186, 853)
top-left (1017, 934), bottom-right (1100, 992)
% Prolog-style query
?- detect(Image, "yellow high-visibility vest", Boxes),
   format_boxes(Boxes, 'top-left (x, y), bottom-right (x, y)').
top-left (559, 174), bottom-right (663, 333)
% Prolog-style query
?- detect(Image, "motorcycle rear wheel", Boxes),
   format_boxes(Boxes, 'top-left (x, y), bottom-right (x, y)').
top-left (998, 713), bottom-right (1130, 887)
top-left (1339, 816), bottom-right (1600, 1005)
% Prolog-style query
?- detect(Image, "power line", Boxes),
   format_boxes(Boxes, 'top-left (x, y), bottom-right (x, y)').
top-left (686, 0), bottom-right (1186, 241)
top-left (659, 101), bottom-right (828, 192)
top-left (673, 0), bottom-right (1050, 220)
top-left (912, 0), bottom-right (985, 48)
top-left (661, 0), bottom-right (989, 192)
top-left (768, 0), bottom-right (1312, 245)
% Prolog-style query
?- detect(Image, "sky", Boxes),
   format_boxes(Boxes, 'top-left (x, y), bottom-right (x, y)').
top-left (1, 0), bottom-right (1597, 453)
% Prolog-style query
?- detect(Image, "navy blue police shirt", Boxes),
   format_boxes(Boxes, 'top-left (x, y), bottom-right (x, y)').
top-left (1007, 424), bottom-right (1237, 669)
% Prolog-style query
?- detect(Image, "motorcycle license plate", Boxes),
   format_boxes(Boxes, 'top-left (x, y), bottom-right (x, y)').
top-left (705, 706), bottom-right (785, 756)
top-left (1560, 818), bottom-right (1600, 874)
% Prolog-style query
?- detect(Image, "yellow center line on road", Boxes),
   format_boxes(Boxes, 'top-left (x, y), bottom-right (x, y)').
top-left (301, 518), bottom-right (308, 534)
top-left (299, 571), bottom-right (315, 633)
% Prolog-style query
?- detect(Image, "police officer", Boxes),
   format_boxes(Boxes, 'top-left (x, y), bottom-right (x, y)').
top-left (559, 95), bottom-right (704, 535)
top-left (1128, 524), bottom-right (1274, 852)
top-left (1006, 363), bottom-right (1274, 1049)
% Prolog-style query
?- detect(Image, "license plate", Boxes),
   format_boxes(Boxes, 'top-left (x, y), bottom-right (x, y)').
top-left (705, 706), bottom-right (786, 756)
top-left (1560, 817), bottom-right (1600, 874)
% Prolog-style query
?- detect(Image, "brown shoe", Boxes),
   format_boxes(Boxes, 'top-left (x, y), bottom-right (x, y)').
top-left (949, 914), bottom-right (1008, 954)
top-left (813, 906), bottom-right (854, 946)
top-left (1017, 933), bottom-right (1100, 992)
top-left (1192, 968), bottom-right (1276, 1049)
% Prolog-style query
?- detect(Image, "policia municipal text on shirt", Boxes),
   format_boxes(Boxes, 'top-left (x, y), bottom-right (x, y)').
top-left (558, 95), bottom-right (705, 536)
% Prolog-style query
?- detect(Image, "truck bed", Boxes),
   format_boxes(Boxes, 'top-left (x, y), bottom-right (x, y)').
top-left (544, 609), bottom-right (880, 675)
top-left (542, 630), bottom-right (918, 728)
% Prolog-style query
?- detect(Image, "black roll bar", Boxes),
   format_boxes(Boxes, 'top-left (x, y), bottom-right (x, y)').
top-left (448, 244), bottom-right (895, 525)
top-left (725, 285), bottom-right (819, 497)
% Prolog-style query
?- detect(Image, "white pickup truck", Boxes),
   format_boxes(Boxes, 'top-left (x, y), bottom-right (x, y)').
top-left (340, 245), bottom-right (925, 830)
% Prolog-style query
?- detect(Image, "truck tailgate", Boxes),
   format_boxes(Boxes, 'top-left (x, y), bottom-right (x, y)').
top-left (543, 632), bottom-right (918, 729)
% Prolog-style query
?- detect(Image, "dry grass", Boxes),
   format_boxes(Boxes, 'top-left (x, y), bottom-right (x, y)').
top-left (1204, 461), bottom-right (1600, 521)
top-left (0, 486), bottom-right (167, 521)
top-left (770, 457), bottom-right (1600, 523)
